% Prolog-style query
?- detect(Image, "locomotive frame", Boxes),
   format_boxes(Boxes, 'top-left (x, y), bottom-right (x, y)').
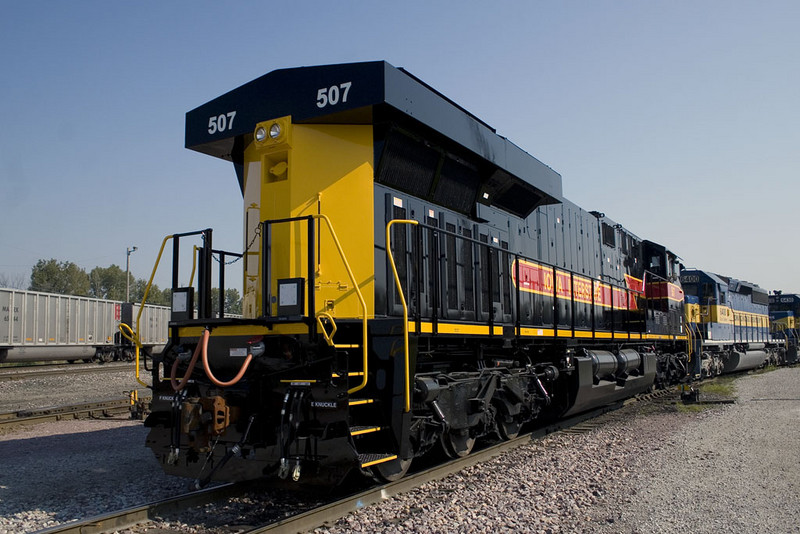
top-left (137, 61), bottom-right (781, 487)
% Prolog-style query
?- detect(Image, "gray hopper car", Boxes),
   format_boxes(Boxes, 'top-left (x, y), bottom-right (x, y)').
top-left (0, 288), bottom-right (169, 363)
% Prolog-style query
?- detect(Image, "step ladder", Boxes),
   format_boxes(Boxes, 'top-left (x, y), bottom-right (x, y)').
top-left (317, 312), bottom-right (398, 469)
top-left (348, 399), bottom-right (397, 469)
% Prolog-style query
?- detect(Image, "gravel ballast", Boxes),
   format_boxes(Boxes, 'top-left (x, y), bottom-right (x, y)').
top-left (1, 366), bottom-right (798, 533)
top-left (315, 367), bottom-right (800, 534)
top-left (0, 419), bottom-right (187, 533)
top-left (0, 365), bottom-right (185, 533)
top-left (593, 367), bottom-right (800, 534)
top-left (0, 363), bottom-right (147, 413)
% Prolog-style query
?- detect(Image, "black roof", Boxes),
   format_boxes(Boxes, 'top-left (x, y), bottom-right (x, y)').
top-left (770, 293), bottom-right (800, 304)
top-left (186, 61), bottom-right (562, 210)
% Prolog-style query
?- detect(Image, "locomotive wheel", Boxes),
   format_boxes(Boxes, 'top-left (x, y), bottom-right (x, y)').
top-left (373, 456), bottom-right (413, 482)
top-left (493, 401), bottom-right (521, 441)
top-left (441, 429), bottom-right (476, 458)
top-left (496, 416), bottom-right (521, 441)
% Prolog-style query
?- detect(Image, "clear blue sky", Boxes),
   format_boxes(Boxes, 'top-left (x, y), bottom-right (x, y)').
top-left (1, 1), bottom-right (799, 293)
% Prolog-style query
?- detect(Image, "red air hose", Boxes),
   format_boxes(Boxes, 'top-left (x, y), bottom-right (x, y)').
top-left (201, 329), bottom-right (253, 387)
top-left (170, 328), bottom-right (208, 391)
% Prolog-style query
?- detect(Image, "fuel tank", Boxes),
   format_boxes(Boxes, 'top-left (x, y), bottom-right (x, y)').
top-left (564, 350), bottom-right (655, 417)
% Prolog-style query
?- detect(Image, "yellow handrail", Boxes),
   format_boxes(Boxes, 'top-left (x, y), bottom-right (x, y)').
top-left (118, 322), bottom-right (144, 386)
top-left (310, 214), bottom-right (369, 395)
top-left (684, 319), bottom-right (694, 377)
top-left (189, 245), bottom-right (199, 286)
top-left (385, 219), bottom-right (418, 413)
top-left (126, 234), bottom-right (174, 388)
top-left (316, 312), bottom-right (337, 346)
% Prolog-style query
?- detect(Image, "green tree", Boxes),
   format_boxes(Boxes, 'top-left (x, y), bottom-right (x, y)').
top-left (27, 258), bottom-right (176, 306)
top-left (210, 287), bottom-right (242, 316)
top-left (89, 264), bottom-right (127, 300)
top-left (131, 279), bottom-right (171, 307)
top-left (225, 288), bottom-right (242, 315)
top-left (150, 286), bottom-right (172, 307)
top-left (29, 259), bottom-right (90, 296)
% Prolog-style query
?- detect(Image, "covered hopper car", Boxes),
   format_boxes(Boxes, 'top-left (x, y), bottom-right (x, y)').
top-left (0, 288), bottom-right (169, 363)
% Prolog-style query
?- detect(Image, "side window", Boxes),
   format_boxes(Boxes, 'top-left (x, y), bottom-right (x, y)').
top-left (701, 283), bottom-right (714, 301)
top-left (650, 255), bottom-right (661, 269)
top-left (602, 222), bottom-right (615, 247)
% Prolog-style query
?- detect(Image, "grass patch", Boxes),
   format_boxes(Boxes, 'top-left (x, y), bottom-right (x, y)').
top-left (698, 378), bottom-right (736, 398)
top-left (753, 365), bottom-right (778, 375)
top-left (676, 403), bottom-right (707, 413)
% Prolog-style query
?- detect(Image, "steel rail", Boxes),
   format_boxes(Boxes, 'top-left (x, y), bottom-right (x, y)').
top-left (0, 397), bottom-right (150, 431)
top-left (31, 483), bottom-right (249, 534)
top-left (0, 363), bottom-right (133, 382)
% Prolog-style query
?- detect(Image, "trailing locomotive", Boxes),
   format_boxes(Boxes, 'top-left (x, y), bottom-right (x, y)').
top-left (137, 61), bottom-right (777, 487)
top-left (680, 270), bottom-right (783, 377)
top-left (768, 292), bottom-right (800, 364)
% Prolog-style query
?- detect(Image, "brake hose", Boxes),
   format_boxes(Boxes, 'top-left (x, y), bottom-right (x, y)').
top-left (201, 328), bottom-right (254, 387)
top-left (170, 329), bottom-right (208, 392)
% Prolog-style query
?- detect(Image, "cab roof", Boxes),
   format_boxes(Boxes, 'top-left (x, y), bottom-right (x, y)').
top-left (185, 61), bottom-right (561, 216)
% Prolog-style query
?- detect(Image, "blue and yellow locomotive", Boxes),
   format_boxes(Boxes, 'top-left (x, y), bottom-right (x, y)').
top-left (680, 269), bottom-right (781, 377)
top-left (768, 292), bottom-right (800, 364)
top-left (139, 62), bottom-right (712, 486)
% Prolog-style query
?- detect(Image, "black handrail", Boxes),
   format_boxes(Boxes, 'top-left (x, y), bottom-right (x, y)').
top-left (212, 249), bottom-right (243, 318)
top-left (260, 215), bottom-right (317, 337)
top-left (394, 220), bottom-right (645, 337)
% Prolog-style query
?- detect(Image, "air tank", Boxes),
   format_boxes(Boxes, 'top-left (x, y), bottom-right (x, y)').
top-left (587, 350), bottom-right (618, 381)
top-left (615, 349), bottom-right (641, 376)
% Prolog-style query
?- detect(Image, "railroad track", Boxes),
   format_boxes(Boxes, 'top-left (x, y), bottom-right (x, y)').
top-left (0, 396), bottom-right (149, 432)
top-left (249, 403), bottom-right (635, 534)
top-left (30, 387), bottom-right (683, 534)
top-left (0, 362), bottom-right (133, 382)
top-left (33, 483), bottom-right (251, 534)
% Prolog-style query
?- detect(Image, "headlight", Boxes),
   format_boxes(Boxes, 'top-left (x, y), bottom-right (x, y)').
top-left (255, 127), bottom-right (267, 142)
top-left (269, 122), bottom-right (282, 139)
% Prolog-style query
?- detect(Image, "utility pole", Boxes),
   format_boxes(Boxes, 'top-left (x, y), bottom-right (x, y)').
top-left (126, 246), bottom-right (138, 302)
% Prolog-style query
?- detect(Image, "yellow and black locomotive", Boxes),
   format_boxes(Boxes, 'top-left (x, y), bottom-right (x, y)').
top-left (141, 61), bottom-right (692, 486)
